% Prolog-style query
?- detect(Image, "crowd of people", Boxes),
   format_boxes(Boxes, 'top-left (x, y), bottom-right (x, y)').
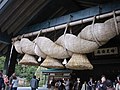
top-left (0, 70), bottom-right (18, 90)
top-left (0, 70), bottom-right (40, 90)
top-left (0, 69), bottom-right (120, 90)
top-left (48, 75), bottom-right (120, 90)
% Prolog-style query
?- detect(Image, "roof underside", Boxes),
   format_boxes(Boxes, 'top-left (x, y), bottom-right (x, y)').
top-left (0, 0), bottom-right (120, 56)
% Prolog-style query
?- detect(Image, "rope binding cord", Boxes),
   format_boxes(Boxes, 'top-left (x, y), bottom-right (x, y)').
top-left (113, 11), bottom-right (119, 35)
top-left (36, 29), bottom-right (42, 38)
top-left (63, 15), bottom-right (73, 58)
top-left (11, 10), bottom-right (120, 42)
top-left (64, 15), bottom-right (73, 36)
top-left (91, 16), bottom-right (102, 46)
top-left (33, 30), bottom-right (42, 51)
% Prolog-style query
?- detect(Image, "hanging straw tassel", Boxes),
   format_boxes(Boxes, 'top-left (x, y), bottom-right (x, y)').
top-left (65, 53), bottom-right (93, 70)
top-left (13, 41), bottom-right (23, 54)
top-left (41, 56), bottom-right (64, 69)
top-left (20, 38), bottom-right (36, 55)
top-left (19, 54), bottom-right (39, 66)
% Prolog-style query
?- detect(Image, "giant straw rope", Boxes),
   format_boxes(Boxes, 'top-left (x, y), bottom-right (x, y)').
top-left (13, 15), bottom-right (120, 69)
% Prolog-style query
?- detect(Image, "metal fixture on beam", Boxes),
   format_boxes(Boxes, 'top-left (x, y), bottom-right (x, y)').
top-left (12, 10), bottom-right (120, 41)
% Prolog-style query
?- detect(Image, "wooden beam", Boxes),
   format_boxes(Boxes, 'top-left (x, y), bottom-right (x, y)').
top-left (18, 1), bottom-right (120, 35)
top-left (56, 0), bottom-right (80, 11)
top-left (1, 0), bottom-right (35, 33)
top-left (0, 0), bottom-right (25, 27)
top-left (12, 10), bottom-right (120, 41)
top-left (0, 32), bottom-right (10, 44)
top-left (12, 0), bottom-right (51, 35)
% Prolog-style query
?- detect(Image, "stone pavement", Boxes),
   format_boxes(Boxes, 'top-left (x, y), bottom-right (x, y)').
top-left (17, 86), bottom-right (48, 90)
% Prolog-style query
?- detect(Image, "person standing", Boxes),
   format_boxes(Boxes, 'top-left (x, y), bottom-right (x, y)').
top-left (30, 76), bottom-right (37, 90)
top-left (98, 75), bottom-right (107, 90)
top-left (106, 79), bottom-right (115, 90)
top-left (36, 78), bottom-right (40, 90)
top-left (81, 81), bottom-right (89, 90)
top-left (0, 70), bottom-right (5, 90)
top-left (58, 79), bottom-right (65, 90)
top-left (96, 80), bottom-right (101, 90)
top-left (11, 76), bottom-right (18, 90)
top-left (51, 79), bottom-right (55, 90)
top-left (65, 78), bottom-right (70, 90)
top-left (0, 73), bottom-right (4, 90)
top-left (116, 75), bottom-right (120, 90)
top-left (3, 75), bottom-right (9, 90)
top-left (73, 78), bottom-right (82, 90)
top-left (88, 78), bottom-right (93, 90)
top-left (9, 73), bottom-right (16, 90)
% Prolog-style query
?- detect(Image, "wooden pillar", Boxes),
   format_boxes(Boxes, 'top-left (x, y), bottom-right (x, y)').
top-left (3, 44), bottom-right (11, 75)
top-left (4, 44), bottom-right (17, 77)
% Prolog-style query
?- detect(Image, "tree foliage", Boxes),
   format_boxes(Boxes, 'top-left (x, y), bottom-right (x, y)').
top-left (0, 56), bottom-right (47, 86)
top-left (15, 64), bottom-right (38, 81)
top-left (0, 56), bottom-right (38, 81)
top-left (0, 56), bottom-right (5, 70)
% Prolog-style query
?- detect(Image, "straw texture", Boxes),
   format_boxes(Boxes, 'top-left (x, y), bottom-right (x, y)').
top-left (34, 37), bottom-right (47, 58)
top-left (34, 43), bottom-right (47, 58)
top-left (66, 53), bottom-right (93, 70)
top-left (55, 35), bottom-right (73, 56)
top-left (35, 37), bottom-right (70, 59)
top-left (41, 56), bottom-right (64, 69)
top-left (79, 16), bottom-right (120, 46)
top-left (19, 54), bottom-right (39, 66)
top-left (20, 38), bottom-right (36, 55)
top-left (13, 41), bottom-right (23, 54)
top-left (14, 16), bottom-right (120, 68)
top-left (57, 34), bottom-right (98, 53)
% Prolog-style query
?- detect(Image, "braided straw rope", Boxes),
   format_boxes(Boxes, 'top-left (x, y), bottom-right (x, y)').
top-left (14, 16), bottom-right (120, 69)
top-left (13, 41), bottom-right (23, 54)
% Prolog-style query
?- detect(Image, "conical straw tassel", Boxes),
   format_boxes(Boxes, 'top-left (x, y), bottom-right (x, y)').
top-left (19, 54), bottom-right (39, 66)
top-left (66, 53), bottom-right (93, 70)
top-left (41, 56), bottom-right (64, 69)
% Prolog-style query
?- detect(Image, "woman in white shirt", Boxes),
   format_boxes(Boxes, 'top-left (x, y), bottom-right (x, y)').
top-left (12, 76), bottom-right (18, 90)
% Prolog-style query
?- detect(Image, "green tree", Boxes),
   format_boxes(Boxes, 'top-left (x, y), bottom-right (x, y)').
top-left (15, 64), bottom-right (38, 81)
top-left (0, 56), bottom-right (5, 70)
top-left (0, 57), bottom-right (47, 87)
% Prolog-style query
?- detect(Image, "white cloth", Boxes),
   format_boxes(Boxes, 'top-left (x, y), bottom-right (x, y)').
top-left (116, 83), bottom-right (120, 90)
top-left (12, 79), bottom-right (18, 88)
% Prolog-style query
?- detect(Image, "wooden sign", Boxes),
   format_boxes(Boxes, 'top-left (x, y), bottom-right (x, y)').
top-left (94, 47), bottom-right (118, 56)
